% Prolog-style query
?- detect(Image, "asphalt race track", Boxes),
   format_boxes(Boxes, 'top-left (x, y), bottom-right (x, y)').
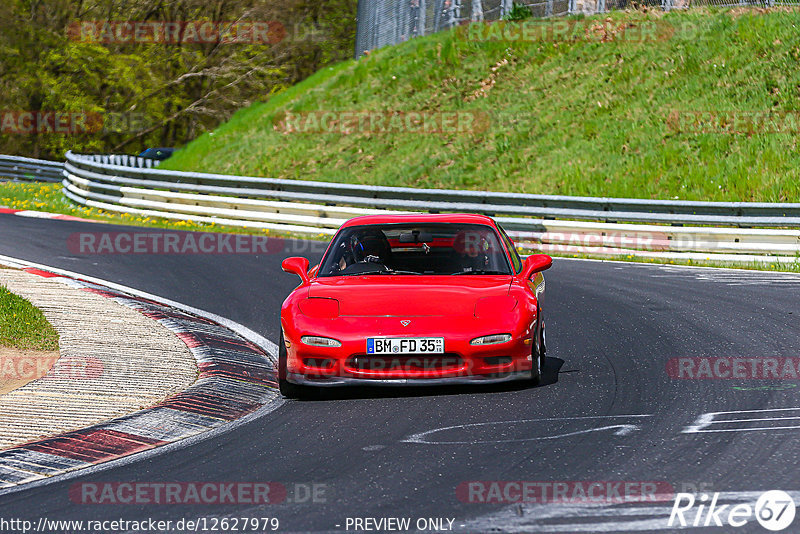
top-left (1, 212), bottom-right (800, 533)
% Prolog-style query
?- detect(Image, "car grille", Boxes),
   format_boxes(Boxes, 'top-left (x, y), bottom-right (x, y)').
top-left (484, 356), bottom-right (512, 366)
top-left (348, 353), bottom-right (464, 373)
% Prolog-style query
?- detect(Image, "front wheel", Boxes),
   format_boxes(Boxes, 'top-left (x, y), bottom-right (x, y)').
top-left (278, 331), bottom-right (302, 399)
top-left (530, 319), bottom-right (546, 384)
top-left (530, 348), bottom-right (542, 384)
top-left (539, 320), bottom-right (547, 370)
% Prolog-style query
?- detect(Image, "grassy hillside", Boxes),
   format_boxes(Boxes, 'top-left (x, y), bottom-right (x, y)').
top-left (163, 9), bottom-right (800, 202)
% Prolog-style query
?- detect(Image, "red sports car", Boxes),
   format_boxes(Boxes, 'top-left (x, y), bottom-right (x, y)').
top-left (278, 213), bottom-right (552, 397)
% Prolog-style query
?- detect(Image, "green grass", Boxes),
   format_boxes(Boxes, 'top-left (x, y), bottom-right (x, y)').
top-left (0, 284), bottom-right (59, 351)
top-left (160, 8), bottom-right (800, 202)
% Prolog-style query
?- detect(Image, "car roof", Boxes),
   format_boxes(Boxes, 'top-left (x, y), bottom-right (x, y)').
top-left (340, 213), bottom-right (498, 229)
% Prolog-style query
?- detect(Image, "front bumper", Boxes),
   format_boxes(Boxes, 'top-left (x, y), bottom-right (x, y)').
top-left (283, 313), bottom-right (535, 386)
top-left (286, 370), bottom-right (530, 387)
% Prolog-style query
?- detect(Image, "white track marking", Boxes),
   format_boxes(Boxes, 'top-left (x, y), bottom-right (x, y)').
top-left (645, 265), bottom-right (800, 286)
top-left (464, 491), bottom-right (800, 532)
top-left (403, 415), bottom-right (652, 444)
top-left (684, 407), bottom-right (800, 434)
top-left (559, 257), bottom-right (800, 285)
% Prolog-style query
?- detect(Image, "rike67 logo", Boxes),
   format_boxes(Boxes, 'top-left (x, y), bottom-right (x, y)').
top-left (669, 491), bottom-right (796, 531)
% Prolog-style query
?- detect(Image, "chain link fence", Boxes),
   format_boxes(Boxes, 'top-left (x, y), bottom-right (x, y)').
top-left (354, 0), bottom-right (796, 55)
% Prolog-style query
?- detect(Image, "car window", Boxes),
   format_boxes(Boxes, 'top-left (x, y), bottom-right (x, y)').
top-left (498, 225), bottom-right (523, 274)
top-left (318, 223), bottom-right (512, 276)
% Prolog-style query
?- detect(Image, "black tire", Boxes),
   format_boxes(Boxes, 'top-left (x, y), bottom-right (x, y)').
top-left (530, 318), bottom-right (546, 384)
top-left (530, 352), bottom-right (542, 384)
top-left (278, 331), bottom-right (302, 399)
top-left (539, 319), bottom-right (547, 370)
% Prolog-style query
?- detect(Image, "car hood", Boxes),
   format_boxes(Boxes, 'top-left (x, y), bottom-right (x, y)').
top-left (308, 275), bottom-right (513, 317)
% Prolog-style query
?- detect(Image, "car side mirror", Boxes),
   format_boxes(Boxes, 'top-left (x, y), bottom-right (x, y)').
top-left (519, 254), bottom-right (552, 280)
top-left (282, 257), bottom-right (311, 284)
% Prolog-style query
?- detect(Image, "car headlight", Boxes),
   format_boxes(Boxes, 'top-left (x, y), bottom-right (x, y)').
top-left (301, 336), bottom-right (342, 348)
top-left (470, 333), bottom-right (512, 346)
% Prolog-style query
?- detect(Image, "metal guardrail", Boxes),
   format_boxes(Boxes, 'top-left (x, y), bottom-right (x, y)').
top-left (0, 155), bottom-right (64, 183)
top-left (59, 151), bottom-right (800, 263)
top-left (63, 151), bottom-right (800, 226)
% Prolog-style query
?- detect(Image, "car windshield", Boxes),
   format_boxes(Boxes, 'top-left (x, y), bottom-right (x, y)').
top-left (318, 223), bottom-right (512, 277)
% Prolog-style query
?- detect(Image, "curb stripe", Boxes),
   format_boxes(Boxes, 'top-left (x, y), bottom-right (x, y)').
top-left (0, 262), bottom-right (280, 489)
top-left (24, 429), bottom-right (166, 463)
top-left (0, 207), bottom-right (99, 224)
top-left (13, 210), bottom-right (98, 223)
top-left (0, 466), bottom-right (42, 484)
top-left (198, 361), bottom-right (277, 385)
top-left (158, 395), bottom-right (264, 420)
top-left (22, 267), bottom-right (62, 278)
top-left (101, 408), bottom-right (226, 442)
top-left (174, 331), bottom-right (203, 348)
top-left (0, 450), bottom-right (87, 470)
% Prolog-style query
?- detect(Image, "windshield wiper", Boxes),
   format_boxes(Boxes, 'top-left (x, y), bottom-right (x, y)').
top-left (341, 269), bottom-right (387, 276)
top-left (341, 269), bottom-right (422, 276)
top-left (451, 270), bottom-right (509, 275)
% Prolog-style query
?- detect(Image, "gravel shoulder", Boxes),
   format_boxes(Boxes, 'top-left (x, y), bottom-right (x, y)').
top-left (0, 268), bottom-right (197, 449)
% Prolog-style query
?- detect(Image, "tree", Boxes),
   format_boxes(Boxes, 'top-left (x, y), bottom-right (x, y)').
top-left (0, 0), bottom-right (357, 159)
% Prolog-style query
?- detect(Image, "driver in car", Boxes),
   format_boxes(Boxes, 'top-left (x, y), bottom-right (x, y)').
top-left (453, 230), bottom-right (493, 273)
top-left (336, 230), bottom-right (392, 272)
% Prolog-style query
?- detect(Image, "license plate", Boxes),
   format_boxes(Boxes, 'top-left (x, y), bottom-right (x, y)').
top-left (367, 337), bottom-right (444, 354)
